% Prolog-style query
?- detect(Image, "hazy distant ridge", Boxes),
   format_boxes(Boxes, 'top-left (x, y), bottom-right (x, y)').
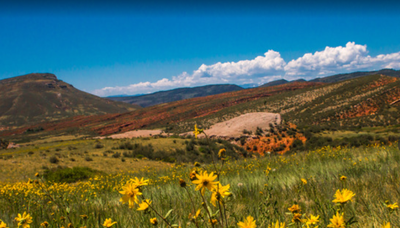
top-left (108, 84), bottom-right (243, 107)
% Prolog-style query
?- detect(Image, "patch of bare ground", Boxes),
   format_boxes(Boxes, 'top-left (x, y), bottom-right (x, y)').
top-left (99, 129), bottom-right (165, 139)
top-left (184, 112), bottom-right (281, 138)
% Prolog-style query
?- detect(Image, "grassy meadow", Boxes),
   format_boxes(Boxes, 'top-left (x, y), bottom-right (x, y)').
top-left (0, 136), bottom-right (189, 183)
top-left (0, 137), bottom-right (399, 227)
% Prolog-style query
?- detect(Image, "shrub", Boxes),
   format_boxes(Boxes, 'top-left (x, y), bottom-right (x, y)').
top-left (0, 139), bottom-right (9, 149)
top-left (85, 157), bottom-right (93, 162)
top-left (242, 129), bottom-right (252, 135)
top-left (43, 167), bottom-right (103, 183)
top-left (95, 143), bottom-right (104, 149)
top-left (255, 127), bottom-right (264, 136)
top-left (49, 156), bottom-right (59, 164)
top-left (119, 142), bottom-right (134, 150)
top-left (112, 152), bottom-right (121, 158)
top-left (28, 151), bottom-right (34, 155)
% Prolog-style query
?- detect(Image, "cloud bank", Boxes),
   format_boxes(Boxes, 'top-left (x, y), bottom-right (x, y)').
top-left (93, 42), bottom-right (400, 96)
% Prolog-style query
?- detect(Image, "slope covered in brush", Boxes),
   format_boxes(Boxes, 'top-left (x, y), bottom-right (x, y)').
top-left (173, 74), bottom-right (400, 132)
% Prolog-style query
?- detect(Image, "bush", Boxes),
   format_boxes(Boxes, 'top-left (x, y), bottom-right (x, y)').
top-left (0, 139), bottom-right (9, 149)
top-left (242, 129), bottom-right (252, 135)
top-left (43, 167), bottom-right (103, 183)
top-left (255, 127), bottom-right (264, 136)
top-left (95, 143), bottom-right (104, 149)
top-left (119, 142), bottom-right (134, 150)
top-left (85, 157), bottom-right (93, 162)
top-left (49, 156), bottom-right (59, 164)
top-left (112, 152), bottom-right (121, 158)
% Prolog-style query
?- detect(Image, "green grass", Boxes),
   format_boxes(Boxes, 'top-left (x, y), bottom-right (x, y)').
top-left (0, 142), bottom-right (399, 227)
top-left (0, 137), bottom-right (188, 182)
top-left (317, 129), bottom-right (400, 140)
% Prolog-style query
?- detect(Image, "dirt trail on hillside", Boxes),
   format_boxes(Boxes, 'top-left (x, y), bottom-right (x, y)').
top-left (98, 129), bottom-right (164, 139)
top-left (185, 112), bottom-right (281, 138)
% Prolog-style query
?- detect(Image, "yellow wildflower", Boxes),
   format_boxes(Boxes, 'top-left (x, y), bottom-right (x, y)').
top-left (292, 213), bottom-right (303, 223)
top-left (301, 178), bottom-right (307, 185)
top-left (102, 218), bottom-right (117, 227)
top-left (190, 170), bottom-right (198, 180)
top-left (288, 204), bottom-right (301, 213)
top-left (268, 220), bottom-right (285, 228)
top-left (193, 125), bottom-right (203, 138)
top-left (150, 218), bottom-right (158, 226)
top-left (210, 183), bottom-right (231, 206)
top-left (327, 212), bottom-right (345, 228)
top-left (179, 179), bottom-right (186, 187)
top-left (0, 220), bottom-right (9, 228)
top-left (189, 209), bottom-right (201, 220)
top-left (137, 199), bottom-right (152, 211)
top-left (332, 189), bottom-right (355, 204)
top-left (119, 182), bottom-right (142, 208)
top-left (130, 177), bottom-right (149, 187)
top-left (387, 202), bottom-right (398, 210)
top-left (209, 219), bottom-right (218, 225)
top-left (40, 222), bottom-right (49, 228)
top-left (306, 214), bottom-right (319, 226)
top-left (15, 212), bottom-right (33, 228)
top-left (218, 148), bottom-right (226, 158)
top-left (237, 216), bottom-right (256, 228)
top-left (192, 171), bottom-right (218, 195)
top-left (340, 176), bottom-right (347, 181)
top-left (382, 222), bottom-right (390, 228)
top-left (265, 166), bottom-right (272, 175)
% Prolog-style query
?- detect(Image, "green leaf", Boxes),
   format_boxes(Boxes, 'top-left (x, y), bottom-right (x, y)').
top-left (212, 210), bottom-right (220, 217)
top-left (165, 209), bottom-right (173, 219)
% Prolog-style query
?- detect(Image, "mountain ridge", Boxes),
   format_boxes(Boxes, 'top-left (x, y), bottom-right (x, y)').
top-left (108, 84), bottom-right (243, 107)
top-left (259, 68), bottom-right (400, 88)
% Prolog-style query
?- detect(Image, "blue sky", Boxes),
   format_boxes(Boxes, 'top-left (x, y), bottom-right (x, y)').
top-left (1, 0), bottom-right (400, 96)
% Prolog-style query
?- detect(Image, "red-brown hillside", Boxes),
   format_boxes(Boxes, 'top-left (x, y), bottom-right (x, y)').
top-left (0, 81), bottom-right (322, 137)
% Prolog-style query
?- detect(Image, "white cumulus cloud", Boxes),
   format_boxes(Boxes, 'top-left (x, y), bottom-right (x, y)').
top-left (93, 42), bottom-right (400, 97)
